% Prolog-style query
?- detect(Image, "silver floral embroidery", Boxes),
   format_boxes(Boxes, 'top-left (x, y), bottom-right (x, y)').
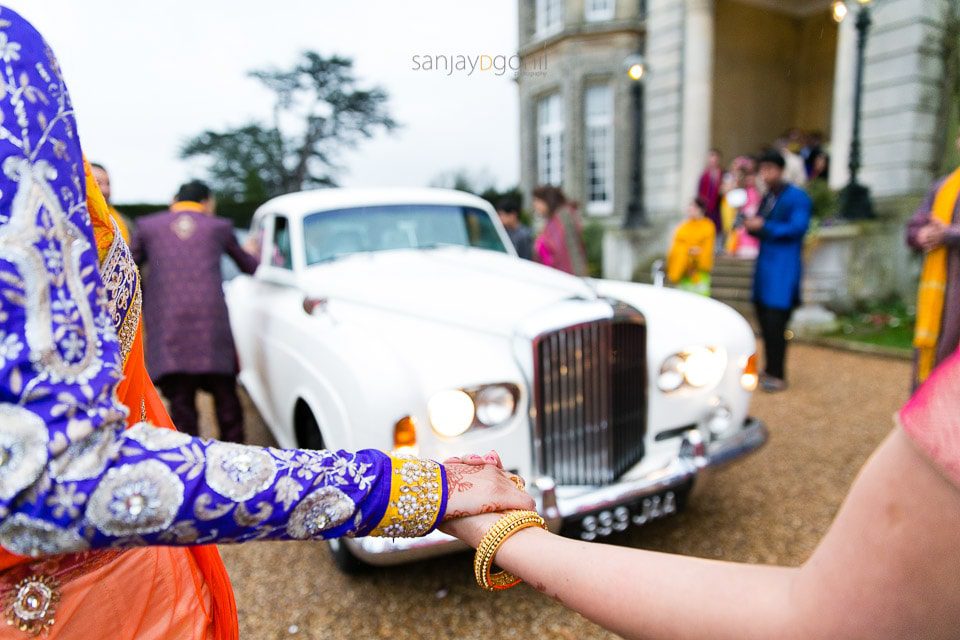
top-left (86, 459), bottom-right (184, 537)
top-left (126, 422), bottom-right (192, 451)
top-left (47, 424), bottom-right (119, 481)
top-left (0, 404), bottom-right (48, 501)
top-left (286, 486), bottom-right (355, 539)
top-left (205, 442), bottom-right (277, 502)
top-left (0, 157), bottom-right (102, 385)
top-left (0, 513), bottom-right (88, 557)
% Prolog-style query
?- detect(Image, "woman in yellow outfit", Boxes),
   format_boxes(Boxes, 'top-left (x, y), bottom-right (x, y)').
top-left (666, 198), bottom-right (716, 296)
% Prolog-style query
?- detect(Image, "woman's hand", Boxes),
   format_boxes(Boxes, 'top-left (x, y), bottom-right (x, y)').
top-left (439, 511), bottom-right (501, 547)
top-left (442, 451), bottom-right (533, 522)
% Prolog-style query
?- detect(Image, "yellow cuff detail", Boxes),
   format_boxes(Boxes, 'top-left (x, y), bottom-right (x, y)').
top-left (369, 456), bottom-right (444, 538)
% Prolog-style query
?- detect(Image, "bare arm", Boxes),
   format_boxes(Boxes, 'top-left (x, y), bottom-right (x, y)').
top-left (443, 429), bottom-right (960, 640)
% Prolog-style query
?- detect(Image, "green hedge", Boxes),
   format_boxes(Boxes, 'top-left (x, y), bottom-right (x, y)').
top-left (116, 201), bottom-right (264, 229)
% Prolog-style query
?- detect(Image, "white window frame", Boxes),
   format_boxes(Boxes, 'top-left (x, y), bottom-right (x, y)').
top-left (584, 0), bottom-right (615, 22)
top-left (535, 0), bottom-right (564, 37)
top-left (537, 92), bottom-right (564, 187)
top-left (584, 84), bottom-right (614, 215)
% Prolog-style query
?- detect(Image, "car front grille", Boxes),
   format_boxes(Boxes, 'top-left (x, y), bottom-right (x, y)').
top-left (533, 314), bottom-right (647, 486)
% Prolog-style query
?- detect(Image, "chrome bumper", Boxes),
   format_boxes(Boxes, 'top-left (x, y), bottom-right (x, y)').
top-left (346, 417), bottom-right (767, 566)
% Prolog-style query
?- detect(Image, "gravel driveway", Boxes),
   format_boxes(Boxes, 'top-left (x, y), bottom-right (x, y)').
top-left (200, 344), bottom-right (910, 639)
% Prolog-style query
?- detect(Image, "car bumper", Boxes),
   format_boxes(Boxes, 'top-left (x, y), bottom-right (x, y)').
top-left (345, 417), bottom-right (768, 565)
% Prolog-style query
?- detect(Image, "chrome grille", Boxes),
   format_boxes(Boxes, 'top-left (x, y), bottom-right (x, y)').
top-left (533, 316), bottom-right (647, 485)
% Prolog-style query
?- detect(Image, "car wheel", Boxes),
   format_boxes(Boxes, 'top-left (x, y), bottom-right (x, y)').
top-left (294, 402), bottom-right (325, 450)
top-left (327, 538), bottom-right (366, 574)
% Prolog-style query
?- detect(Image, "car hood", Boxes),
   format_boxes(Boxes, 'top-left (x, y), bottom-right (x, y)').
top-left (298, 247), bottom-right (601, 336)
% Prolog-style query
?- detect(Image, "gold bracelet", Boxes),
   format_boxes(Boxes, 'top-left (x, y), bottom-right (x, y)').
top-left (473, 510), bottom-right (547, 591)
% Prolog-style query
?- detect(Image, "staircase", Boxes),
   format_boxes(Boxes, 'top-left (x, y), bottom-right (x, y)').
top-left (711, 255), bottom-right (755, 320)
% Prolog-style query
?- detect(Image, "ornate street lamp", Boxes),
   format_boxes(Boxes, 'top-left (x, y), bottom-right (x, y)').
top-left (623, 53), bottom-right (647, 228)
top-left (833, 0), bottom-right (875, 219)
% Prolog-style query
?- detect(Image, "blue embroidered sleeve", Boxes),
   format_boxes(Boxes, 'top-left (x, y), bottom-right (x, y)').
top-left (0, 7), bottom-right (447, 558)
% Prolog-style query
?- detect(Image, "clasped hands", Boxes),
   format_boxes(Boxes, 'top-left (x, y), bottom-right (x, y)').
top-left (440, 451), bottom-right (535, 548)
top-left (917, 218), bottom-right (947, 252)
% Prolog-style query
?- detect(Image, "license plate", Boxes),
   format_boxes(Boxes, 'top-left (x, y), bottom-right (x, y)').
top-left (575, 490), bottom-right (679, 541)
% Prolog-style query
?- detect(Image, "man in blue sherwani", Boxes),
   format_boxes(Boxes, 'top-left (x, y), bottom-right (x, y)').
top-left (744, 150), bottom-right (812, 393)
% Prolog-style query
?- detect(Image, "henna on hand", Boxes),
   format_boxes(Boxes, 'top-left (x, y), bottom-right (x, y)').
top-left (445, 463), bottom-right (483, 493)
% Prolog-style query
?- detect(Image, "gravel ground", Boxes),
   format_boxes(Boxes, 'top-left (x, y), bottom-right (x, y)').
top-left (195, 344), bottom-right (910, 639)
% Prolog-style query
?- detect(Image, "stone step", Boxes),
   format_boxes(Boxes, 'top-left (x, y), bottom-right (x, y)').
top-left (711, 286), bottom-right (753, 302)
top-left (712, 260), bottom-right (755, 277)
top-left (711, 273), bottom-right (753, 288)
top-left (715, 256), bottom-right (755, 265)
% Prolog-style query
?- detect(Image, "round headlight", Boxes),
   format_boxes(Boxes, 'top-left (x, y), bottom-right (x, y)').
top-left (682, 347), bottom-right (725, 388)
top-left (475, 386), bottom-right (516, 426)
top-left (428, 390), bottom-right (475, 438)
top-left (658, 355), bottom-right (685, 392)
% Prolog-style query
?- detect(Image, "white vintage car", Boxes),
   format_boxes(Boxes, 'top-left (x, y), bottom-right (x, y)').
top-left (226, 187), bottom-right (766, 570)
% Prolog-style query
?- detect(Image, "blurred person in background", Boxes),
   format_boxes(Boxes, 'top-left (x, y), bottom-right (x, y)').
top-left (131, 180), bottom-right (259, 442)
top-left (666, 197), bottom-right (715, 296)
top-left (724, 156), bottom-right (761, 259)
top-left (696, 148), bottom-right (724, 236)
top-left (90, 161), bottom-right (132, 243)
top-left (774, 137), bottom-right (808, 187)
top-left (531, 185), bottom-right (588, 276)
top-left (907, 135), bottom-right (960, 388)
top-left (744, 150), bottom-right (811, 392)
top-left (497, 196), bottom-right (533, 260)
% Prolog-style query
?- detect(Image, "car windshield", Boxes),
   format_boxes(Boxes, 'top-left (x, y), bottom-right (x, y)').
top-left (301, 204), bottom-right (508, 265)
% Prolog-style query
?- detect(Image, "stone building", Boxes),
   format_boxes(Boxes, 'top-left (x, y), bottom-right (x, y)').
top-left (516, 0), bottom-right (958, 305)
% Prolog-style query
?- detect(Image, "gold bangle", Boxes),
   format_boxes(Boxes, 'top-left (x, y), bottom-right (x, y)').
top-left (473, 510), bottom-right (546, 591)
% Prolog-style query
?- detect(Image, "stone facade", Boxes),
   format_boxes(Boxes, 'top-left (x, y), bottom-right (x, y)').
top-left (517, 0), bottom-right (959, 302)
top-left (517, 0), bottom-right (643, 227)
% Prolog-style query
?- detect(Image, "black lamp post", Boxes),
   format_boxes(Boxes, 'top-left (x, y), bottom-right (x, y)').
top-left (834, 0), bottom-right (875, 220)
top-left (623, 53), bottom-right (647, 228)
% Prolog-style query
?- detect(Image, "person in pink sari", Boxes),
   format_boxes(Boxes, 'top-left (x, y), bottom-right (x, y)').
top-left (531, 185), bottom-right (588, 276)
top-left (724, 157), bottom-right (761, 259)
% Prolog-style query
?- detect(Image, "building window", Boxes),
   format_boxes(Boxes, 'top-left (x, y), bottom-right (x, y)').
top-left (584, 0), bottom-right (615, 22)
top-left (537, 92), bottom-right (564, 187)
top-left (535, 0), bottom-right (564, 37)
top-left (584, 84), bottom-right (613, 215)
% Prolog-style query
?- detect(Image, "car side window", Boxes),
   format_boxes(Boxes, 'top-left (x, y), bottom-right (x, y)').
top-left (272, 215), bottom-right (292, 269)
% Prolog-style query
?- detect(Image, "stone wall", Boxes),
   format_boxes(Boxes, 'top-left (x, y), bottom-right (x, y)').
top-left (832, 0), bottom-right (952, 198)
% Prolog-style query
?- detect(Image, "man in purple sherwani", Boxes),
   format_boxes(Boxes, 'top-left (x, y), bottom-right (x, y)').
top-left (132, 180), bottom-right (259, 441)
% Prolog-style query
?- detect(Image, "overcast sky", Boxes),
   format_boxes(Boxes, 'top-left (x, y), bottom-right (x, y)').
top-left (6, 1), bottom-right (520, 203)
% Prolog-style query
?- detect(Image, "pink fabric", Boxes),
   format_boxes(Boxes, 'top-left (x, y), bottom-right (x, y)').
top-left (535, 208), bottom-right (586, 276)
top-left (734, 186), bottom-right (761, 258)
top-left (899, 349), bottom-right (960, 488)
top-left (535, 236), bottom-right (554, 267)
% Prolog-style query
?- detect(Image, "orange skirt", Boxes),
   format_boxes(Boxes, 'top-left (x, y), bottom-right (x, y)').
top-left (0, 548), bottom-right (213, 639)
